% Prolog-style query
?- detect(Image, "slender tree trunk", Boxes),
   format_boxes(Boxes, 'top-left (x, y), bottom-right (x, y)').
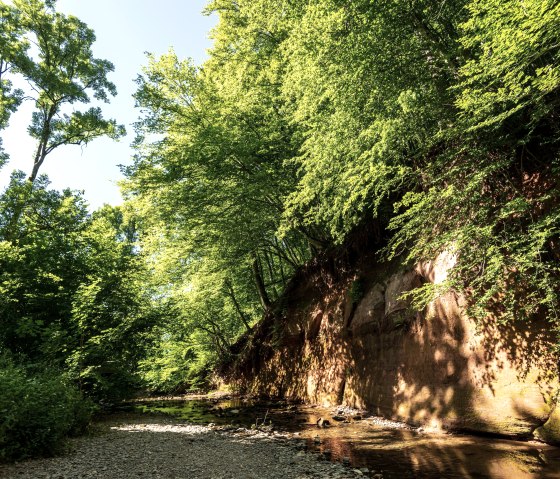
top-left (29, 154), bottom-right (45, 183)
top-left (275, 238), bottom-right (287, 285)
top-left (263, 250), bottom-right (279, 299)
top-left (225, 280), bottom-right (251, 331)
top-left (4, 106), bottom-right (54, 242)
top-left (29, 105), bottom-right (55, 183)
top-left (251, 252), bottom-right (271, 311)
top-left (284, 238), bottom-right (302, 266)
top-left (198, 316), bottom-right (230, 356)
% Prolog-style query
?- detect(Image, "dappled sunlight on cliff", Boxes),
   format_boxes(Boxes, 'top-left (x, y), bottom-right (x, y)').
top-left (224, 247), bottom-right (559, 453)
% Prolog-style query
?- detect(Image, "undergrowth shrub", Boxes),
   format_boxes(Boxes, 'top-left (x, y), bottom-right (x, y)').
top-left (138, 339), bottom-right (215, 395)
top-left (0, 359), bottom-right (94, 462)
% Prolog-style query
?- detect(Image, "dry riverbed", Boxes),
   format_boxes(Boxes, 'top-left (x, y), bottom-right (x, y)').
top-left (0, 413), bottom-right (366, 479)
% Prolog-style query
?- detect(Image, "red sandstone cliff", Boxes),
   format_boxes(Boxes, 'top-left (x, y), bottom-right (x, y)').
top-left (221, 244), bottom-right (560, 445)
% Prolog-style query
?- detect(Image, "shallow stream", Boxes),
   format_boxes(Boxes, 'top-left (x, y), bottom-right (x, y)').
top-left (133, 396), bottom-right (560, 479)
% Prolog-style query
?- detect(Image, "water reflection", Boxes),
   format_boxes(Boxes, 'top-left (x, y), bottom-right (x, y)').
top-left (133, 397), bottom-right (560, 479)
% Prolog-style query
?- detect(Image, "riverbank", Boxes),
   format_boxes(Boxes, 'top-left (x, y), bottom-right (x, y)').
top-left (2, 396), bottom-right (560, 479)
top-left (0, 412), bottom-right (361, 479)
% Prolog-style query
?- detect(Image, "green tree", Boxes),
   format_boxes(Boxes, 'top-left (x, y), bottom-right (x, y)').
top-left (457, 0), bottom-right (560, 137)
top-left (0, 177), bottom-right (158, 402)
top-left (0, 173), bottom-right (89, 360)
top-left (0, 0), bottom-right (125, 240)
top-left (125, 35), bottom-right (311, 386)
top-left (278, 0), bottom-right (465, 241)
top-left (66, 206), bottom-right (157, 402)
top-left (387, 0), bottom-right (560, 322)
top-left (132, 0), bottom-right (560, 357)
top-left (127, 48), bottom-right (308, 292)
top-left (9, 0), bottom-right (125, 182)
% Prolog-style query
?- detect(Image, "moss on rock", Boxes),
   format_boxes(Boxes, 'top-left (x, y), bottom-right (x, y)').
top-left (534, 402), bottom-right (560, 446)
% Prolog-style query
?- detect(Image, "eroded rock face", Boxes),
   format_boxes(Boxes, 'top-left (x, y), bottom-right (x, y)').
top-left (414, 250), bottom-right (457, 284)
top-left (535, 405), bottom-right (560, 445)
top-left (225, 253), bottom-right (560, 444)
top-left (346, 286), bottom-right (557, 438)
top-left (384, 270), bottom-right (422, 317)
top-left (348, 283), bottom-right (384, 335)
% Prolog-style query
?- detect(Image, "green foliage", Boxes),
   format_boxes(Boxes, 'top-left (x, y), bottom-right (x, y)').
top-left (278, 0), bottom-right (464, 241)
top-left (349, 279), bottom-right (365, 305)
top-left (0, 2), bottom-right (26, 162)
top-left (65, 205), bottom-right (157, 403)
top-left (384, 0), bottom-right (560, 323)
top-left (0, 0), bottom-right (151, 411)
top-left (138, 334), bottom-right (214, 393)
top-left (126, 0), bottom-right (560, 374)
top-left (0, 0), bottom-right (155, 460)
top-left (0, 174), bottom-right (89, 358)
top-left (0, 357), bottom-right (94, 462)
top-left (124, 32), bottom-right (312, 385)
top-left (138, 338), bottom-right (194, 394)
top-left (457, 0), bottom-right (560, 135)
top-left (0, 177), bottom-right (157, 403)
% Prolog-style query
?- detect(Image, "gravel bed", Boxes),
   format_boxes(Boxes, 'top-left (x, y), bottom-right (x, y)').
top-left (364, 416), bottom-right (416, 430)
top-left (0, 416), bottom-right (369, 479)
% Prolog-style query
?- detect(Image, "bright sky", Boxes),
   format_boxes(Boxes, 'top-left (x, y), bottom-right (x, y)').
top-left (0, 0), bottom-right (216, 210)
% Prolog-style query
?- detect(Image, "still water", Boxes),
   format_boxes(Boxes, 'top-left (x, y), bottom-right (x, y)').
top-left (134, 396), bottom-right (560, 479)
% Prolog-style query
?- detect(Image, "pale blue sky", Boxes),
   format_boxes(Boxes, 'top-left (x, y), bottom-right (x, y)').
top-left (0, 0), bottom-right (216, 210)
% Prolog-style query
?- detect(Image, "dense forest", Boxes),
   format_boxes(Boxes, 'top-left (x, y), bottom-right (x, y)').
top-left (0, 0), bottom-right (559, 461)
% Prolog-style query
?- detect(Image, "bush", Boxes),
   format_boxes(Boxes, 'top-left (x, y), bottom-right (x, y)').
top-left (0, 360), bottom-right (94, 462)
top-left (138, 339), bottom-right (214, 395)
top-left (66, 359), bottom-right (141, 406)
